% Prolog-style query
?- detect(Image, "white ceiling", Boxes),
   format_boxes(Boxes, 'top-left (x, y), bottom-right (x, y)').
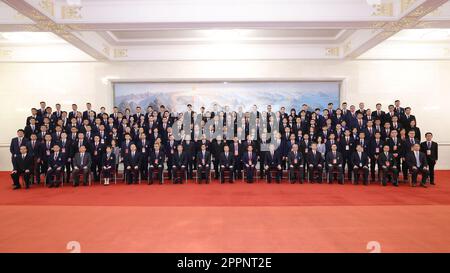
top-left (0, 0), bottom-right (450, 62)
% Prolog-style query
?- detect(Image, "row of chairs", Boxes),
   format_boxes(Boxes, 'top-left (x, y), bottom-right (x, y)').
top-left (26, 166), bottom-right (426, 188)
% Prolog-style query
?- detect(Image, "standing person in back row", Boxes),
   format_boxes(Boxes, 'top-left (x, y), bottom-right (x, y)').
top-left (420, 132), bottom-right (438, 185)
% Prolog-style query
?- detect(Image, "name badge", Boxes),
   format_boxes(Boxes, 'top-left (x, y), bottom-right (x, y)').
top-left (375, 148), bottom-right (379, 153)
top-left (393, 145), bottom-right (397, 151)
top-left (333, 159), bottom-right (337, 164)
top-left (101, 139), bottom-right (105, 144)
top-left (345, 145), bottom-right (349, 151)
top-left (62, 148), bottom-right (66, 153)
top-left (386, 161), bottom-right (390, 166)
top-left (427, 150), bottom-right (431, 155)
top-left (46, 150), bottom-right (50, 156)
top-left (305, 148), bottom-right (308, 153)
top-left (142, 148), bottom-right (146, 153)
top-left (359, 163), bottom-right (362, 167)
top-left (155, 159), bottom-right (158, 164)
top-left (294, 159), bottom-right (298, 164)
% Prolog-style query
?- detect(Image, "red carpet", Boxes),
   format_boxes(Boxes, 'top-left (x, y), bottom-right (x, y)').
top-left (1, 171), bottom-right (449, 252)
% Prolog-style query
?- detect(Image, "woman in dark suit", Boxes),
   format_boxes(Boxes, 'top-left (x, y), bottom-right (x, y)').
top-left (101, 145), bottom-right (116, 185)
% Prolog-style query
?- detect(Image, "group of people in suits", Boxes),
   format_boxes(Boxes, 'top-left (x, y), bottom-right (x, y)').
top-left (10, 100), bottom-right (438, 189)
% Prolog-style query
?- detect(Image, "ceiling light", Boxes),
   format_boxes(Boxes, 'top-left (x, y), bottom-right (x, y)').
top-left (202, 29), bottom-right (249, 41)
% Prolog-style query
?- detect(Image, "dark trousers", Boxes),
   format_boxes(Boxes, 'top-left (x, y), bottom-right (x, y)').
top-left (402, 158), bottom-right (409, 180)
top-left (427, 160), bottom-right (436, 183)
top-left (289, 165), bottom-right (304, 183)
top-left (327, 165), bottom-right (343, 183)
top-left (46, 167), bottom-right (63, 186)
top-left (308, 164), bottom-right (323, 182)
top-left (73, 168), bottom-right (89, 186)
top-left (220, 166), bottom-right (234, 183)
top-left (125, 166), bottom-right (139, 184)
top-left (140, 158), bottom-right (148, 181)
top-left (213, 158), bottom-right (220, 179)
top-left (342, 155), bottom-right (352, 180)
top-left (266, 167), bottom-right (281, 183)
top-left (91, 160), bottom-right (101, 182)
top-left (353, 166), bottom-right (369, 184)
top-left (11, 171), bottom-right (31, 188)
top-left (186, 159), bottom-right (194, 179)
top-left (410, 166), bottom-right (429, 185)
top-left (197, 165), bottom-right (210, 183)
top-left (381, 166), bottom-right (398, 186)
top-left (245, 165), bottom-right (256, 183)
top-left (234, 156), bottom-right (242, 178)
top-left (101, 167), bottom-right (114, 179)
top-left (148, 165), bottom-right (163, 184)
top-left (172, 166), bottom-right (186, 184)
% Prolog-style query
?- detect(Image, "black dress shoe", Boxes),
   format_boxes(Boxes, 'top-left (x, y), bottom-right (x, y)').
top-left (420, 184), bottom-right (427, 188)
top-left (430, 182), bottom-right (435, 185)
top-left (13, 186), bottom-right (21, 190)
top-left (393, 183), bottom-right (398, 187)
top-left (412, 184), bottom-right (416, 187)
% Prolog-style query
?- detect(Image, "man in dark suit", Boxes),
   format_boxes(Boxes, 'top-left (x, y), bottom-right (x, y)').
top-left (183, 136), bottom-right (196, 179)
top-left (307, 143), bottom-right (324, 183)
top-left (149, 143), bottom-right (165, 184)
top-left (124, 144), bottom-right (141, 184)
top-left (91, 135), bottom-right (104, 182)
top-left (371, 103), bottom-right (385, 120)
top-left (11, 145), bottom-right (33, 189)
top-left (10, 129), bottom-right (27, 164)
top-left (326, 144), bottom-right (344, 184)
top-left (378, 145), bottom-right (398, 186)
top-left (407, 144), bottom-right (429, 188)
top-left (420, 132), bottom-right (438, 185)
top-left (219, 145), bottom-right (234, 183)
top-left (339, 130), bottom-right (354, 180)
top-left (351, 144), bottom-right (369, 185)
top-left (172, 144), bottom-right (187, 184)
top-left (230, 137), bottom-right (242, 179)
top-left (211, 136), bottom-right (225, 179)
top-left (72, 145), bottom-right (92, 186)
top-left (165, 134), bottom-right (177, 179)
top-left (24, 118), bottom-right (39, 138)
top-left (288, 144), bottom-right (304, 183)
top-left (264, 144), bottom-right (282, 183)
top-left (46, 144), bottom-right (65, 187)
top-left (137, 133), bottom-right (150, 181)
top-left (242, 145), bottom-right (257, 183)
top-left (196, 144), bottom-right (211, 184)
top-left (369, 132), bottom-right (384, 181)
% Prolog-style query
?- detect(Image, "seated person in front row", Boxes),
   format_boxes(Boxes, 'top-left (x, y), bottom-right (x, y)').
top-left (46, 144), bottom-right (66, 188)
top-left (101, 145), bottom-right (116, 186)
top-left (242, 145), bottom-right (257, 183)
top-left (196, 144), bottom-right (211, 184)
top-left (264, 144), bottom-right (282, 183)
top-left (351, 144), bottom-right (369, 185)
top-left (288, 144), bottom-right (304, 184)
top-left (378, 145), bottom-right (398, 187)
top-left (172, 144), bottom-right (187, 184)
top-left (406, 144), bottom-right (429, 188)
top-left (307, 143), bottom-right (324, 183)
top-left (11, 145), bottom-right (33, 190)
top-left (72, 145), bottom-right (92, 186)
top-left (124, 144), bottom-right (141, 184)
top-left (219, 145), bottom-right (234, 183)
top-left (325, 143), bottom-right (344, 184)
top-left (148, 143), bottom-right (165, 184)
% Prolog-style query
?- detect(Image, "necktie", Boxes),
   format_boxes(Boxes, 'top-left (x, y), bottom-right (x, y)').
top-left (54, 153), bottom-right (58, 160)
top-left (428, 142), bottom-right (431, 149)
top-left (416, 152), bottom-right (420, 167)
top-left (22, 154), bottom-right (25, 159)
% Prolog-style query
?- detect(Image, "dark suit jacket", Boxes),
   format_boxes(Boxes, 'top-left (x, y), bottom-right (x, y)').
top-left (326, 151), bottom-right (343, 166)
top-left (173, 152), bottom-right (187, 167)
top-left (219, 152), bottom-right (234, 167)
top-left (242, 152), bottom-right (257, 166)
top-left (378, 152), bottom-right (396, 167)
top-left (406, 151), bottom-right (428, 169)
top-left (48, 152), bottom-right (65, 168)
top-left (288, 151), bottom-right (303, 166)
top-left (10, 137), bottom-right (28, 157)
top-left (101, 153), bottom-right (116, 168)
top-left (307, 151), bottom-right (324, 166)
top-left (149, 149), bottom-right (166, 166)
top-left (351, 151), bottom-right (369, 167)
top-left (12, 153), bottom-right (33, 172)
top-left (264, 151), bottom-right (281, 167)
top-left (420, 141), bottom-right (438, 162)
top-left (197, 151), bottom-right (211, 166)
top-left (73, 152), bottom-right (92, 169)
top-left (124, 152), bottom-right (141, 168)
